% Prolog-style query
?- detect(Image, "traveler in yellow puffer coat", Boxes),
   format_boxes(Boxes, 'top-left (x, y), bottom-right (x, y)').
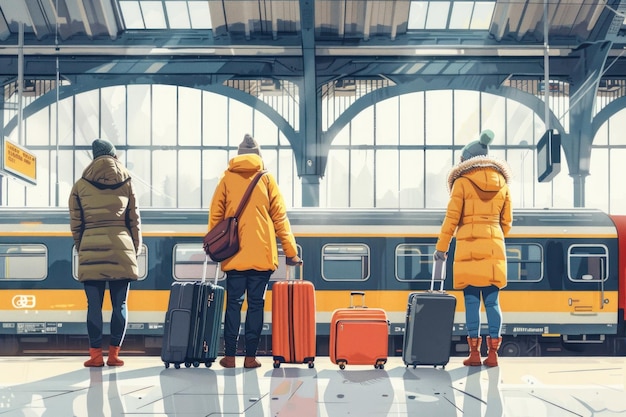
top-left (434, 129), bottom-right (512, 367)
top-left (209, 134), bottom-right (301, 369)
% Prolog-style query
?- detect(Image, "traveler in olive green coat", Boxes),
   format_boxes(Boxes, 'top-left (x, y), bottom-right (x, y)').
top-left (69, 139), bottom-right (142, 367)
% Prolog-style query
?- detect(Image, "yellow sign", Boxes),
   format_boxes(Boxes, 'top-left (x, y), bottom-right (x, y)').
top-left (3, 139), bottom-right (36, 185)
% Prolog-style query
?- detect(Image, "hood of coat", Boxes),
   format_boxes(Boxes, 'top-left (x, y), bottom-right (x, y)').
top-left (82, 155), bottom-right (130, 187)
top-left (447, 155), bottom-right (512, 193)
top-left (228, 153), bottom-right (264, 174)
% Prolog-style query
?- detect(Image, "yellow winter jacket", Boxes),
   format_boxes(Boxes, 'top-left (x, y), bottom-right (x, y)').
top-left (435, 156), bottom-right (513, 289)
top-left (208, 154), bottom-right (298, 272)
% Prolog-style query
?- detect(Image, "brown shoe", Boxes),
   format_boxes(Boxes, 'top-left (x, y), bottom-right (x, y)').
top-left (84, 348), bottom-right (104, 367)
top-left (106, 345), bottom-right (124, 367)
top-left (219, 356), bottom-right (236, 368)
top-left (244, 356), bottom-right (261, 368)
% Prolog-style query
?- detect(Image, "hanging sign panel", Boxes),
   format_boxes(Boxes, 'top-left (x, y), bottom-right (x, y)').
top-left (1, 138), bottom-right (37, 185)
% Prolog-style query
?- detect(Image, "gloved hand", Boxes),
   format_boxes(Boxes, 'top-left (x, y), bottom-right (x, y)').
top-left (286, 255), bottom-right (303, 266)
top-left (433, 250), bottom-right (447, 261)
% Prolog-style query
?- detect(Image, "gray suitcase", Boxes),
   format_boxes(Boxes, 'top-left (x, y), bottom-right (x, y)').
top-left (402, 258), bottom-right (456, 368)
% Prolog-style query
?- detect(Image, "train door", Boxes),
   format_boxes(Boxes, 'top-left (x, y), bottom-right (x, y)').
top-left (565, 244), bottom-right (611, 313)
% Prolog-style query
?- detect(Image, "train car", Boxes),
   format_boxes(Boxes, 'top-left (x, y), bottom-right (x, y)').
top-left (0, 207), bottom-right (624, 357)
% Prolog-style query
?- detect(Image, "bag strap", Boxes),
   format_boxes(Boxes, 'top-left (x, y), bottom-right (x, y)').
top-left (233, 170), bottom-right (266, 219)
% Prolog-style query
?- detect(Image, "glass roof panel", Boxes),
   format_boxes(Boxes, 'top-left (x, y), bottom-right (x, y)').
top-left (141, 1), bottom-right (167, 29)
top-left (425, 2), bottom-right (450, 30)
top-left (165, 1), bottom-right (191, 28)
top-left (407, 1), bottom-right (428, 30)
top-left (470, 2), bottom-right (496, 30)
top-left (188, 1), bottom-right (212, 29)
top-left (119, 1), bottom-right (146, 29)
top-left (449, 2), bottom-right (473, 29)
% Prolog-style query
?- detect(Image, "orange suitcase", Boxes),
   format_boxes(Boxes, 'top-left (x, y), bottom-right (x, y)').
top-left (271, 265), bottom-right (316, 368)
top-left (329, 291), bottom-right (389, 369)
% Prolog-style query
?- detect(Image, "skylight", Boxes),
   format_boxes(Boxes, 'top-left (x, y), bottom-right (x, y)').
top-left (408, 1), bottom-right (495, 30)
top-left (118, 0), bottom-right (212, 30)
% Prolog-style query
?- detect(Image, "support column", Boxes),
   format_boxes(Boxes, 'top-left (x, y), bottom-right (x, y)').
top-left (301, 174), bottom-right (320, 207)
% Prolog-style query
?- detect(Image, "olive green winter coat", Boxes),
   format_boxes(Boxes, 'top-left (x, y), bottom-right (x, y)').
top-left (208, 154), bottom-right (298, 272)
top-left (435, 156), bottom-right (512, 289)
top-left (68, 155), bottom-right (142, 282)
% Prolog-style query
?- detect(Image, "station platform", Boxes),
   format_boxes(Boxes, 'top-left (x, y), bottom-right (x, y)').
top-left (1, 355), bottom-right (625, 416)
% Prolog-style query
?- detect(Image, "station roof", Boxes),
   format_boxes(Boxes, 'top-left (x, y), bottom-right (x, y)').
top-left (0, 1), bottom-right (625, 85)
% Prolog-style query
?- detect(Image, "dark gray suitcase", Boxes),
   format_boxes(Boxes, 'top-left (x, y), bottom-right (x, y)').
top-left (403, 258), bottom-right (456, 368)
top-left (186, 257), bottom-right (225, 368)
top-left (161, 281), bottom-right (195, 369)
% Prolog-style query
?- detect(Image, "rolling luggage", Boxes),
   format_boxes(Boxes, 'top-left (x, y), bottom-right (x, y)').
top-left (185, 257), bottom-right (225, 368)
top-left (271, 264), bottom-right (316, 368)
top-left (402, 258), bottom-right (456, 369)
top-left (329, 291), bottom-right (389, 370)
top-left (161, 281), bottom-right (195, 369)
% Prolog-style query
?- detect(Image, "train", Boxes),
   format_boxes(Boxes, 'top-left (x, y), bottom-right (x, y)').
top-left (1, 207), bottom-right (626, 357)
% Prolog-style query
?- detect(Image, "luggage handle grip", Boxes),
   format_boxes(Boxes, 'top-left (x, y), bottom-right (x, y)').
top-left (286, 263), bottom-right (304, 281)
top-left (202, 255), bottom-right (220, 285)
top-left (350, 291), bottom-right (367, 308)
top-left (431, 258), bottom-right (446, 292)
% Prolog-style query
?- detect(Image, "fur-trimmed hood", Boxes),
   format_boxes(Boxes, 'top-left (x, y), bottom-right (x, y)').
top-left (447, 155), bottom-right (512, 193)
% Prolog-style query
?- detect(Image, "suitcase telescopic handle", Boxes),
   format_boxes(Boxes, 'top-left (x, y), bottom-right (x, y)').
top-left (431, 258), bottom-right (446, 292)
top-left (202, 255), bottom-right (220, 285)
top-left (350, 291), bottom-right (367, 308)
top-left (286, 262), bottom-right (304, 280)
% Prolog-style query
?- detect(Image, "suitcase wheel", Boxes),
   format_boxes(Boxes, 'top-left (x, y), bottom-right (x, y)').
top-left (205, 361), bottom-right (212, 368)
top-left (174, 363), bottom-right (181, 369)
top-left (374, 359), bottom-right (386, 370)
top-left (184, 362), bottom-right (191, 368)
top-left (307, 361), bottom-right (314, 369)
top-left (273, 360), bottom-right (281, 369)
top-left (164, 362), bottom-right (170, 369)
top-left (338, 361), bottom-right (346, 370)
top-left (192, 361), bottom-right (200, 368)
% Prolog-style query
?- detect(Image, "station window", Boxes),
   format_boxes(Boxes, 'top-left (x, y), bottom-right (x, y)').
top-left (321, 244), bottom-right (370, 281)
top-left (0, 244), bottom-right (47, 280)
top-left (395, 243), bottom-right (437, 282)
top-left (72, 244), bottom-right (148, 281)
top-left (506, 244), bottom-right (543, 282)
top-left (270, 245), bottom-right (303, 281)
top-left (567, 244), bottom-right (608, 282)
top-left (173, 244), bottom-right (224, 281)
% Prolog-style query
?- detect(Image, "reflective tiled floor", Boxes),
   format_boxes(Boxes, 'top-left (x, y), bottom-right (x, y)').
top-left (1, 355), bottom-right (625, 416)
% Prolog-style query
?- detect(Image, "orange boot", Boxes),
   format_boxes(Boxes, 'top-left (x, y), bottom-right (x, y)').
top-left (244, 356), bottom-right (261, 368)
top-left (463, 337), bottom-right (482, 366)
top-left (106, 345), bottom-right (124, 366)
top-left (483, 336), bottom-right (502, 367)
top-left (84, 348), bottom-right (104, 367)
top-left (219, 356), bottom-right (236, 368)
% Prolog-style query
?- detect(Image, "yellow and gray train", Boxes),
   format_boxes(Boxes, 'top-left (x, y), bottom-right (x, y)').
top-left (1, 207), bottom-right (625, 357)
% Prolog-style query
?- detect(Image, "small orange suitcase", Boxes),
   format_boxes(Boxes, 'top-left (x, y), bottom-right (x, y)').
top-left (271, 265), bottom-right (316, 368)
top-left (329, 291), bottom-right (389, 369)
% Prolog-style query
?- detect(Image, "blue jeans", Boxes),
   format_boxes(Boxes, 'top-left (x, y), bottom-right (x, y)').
top-left (223, 270), bottom-right (271, 357)
top-left (84, 279), bottom-right (130, 348)
top-left (463, 285), bottom-right (502, 338)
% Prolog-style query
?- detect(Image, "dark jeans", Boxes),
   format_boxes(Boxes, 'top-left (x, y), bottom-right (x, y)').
top-left (83, 279), bottom-right (131, 348)
top-left (223, 270), bottom-right (271, 357)
top-left (463, 285), bottom-right (502, 339)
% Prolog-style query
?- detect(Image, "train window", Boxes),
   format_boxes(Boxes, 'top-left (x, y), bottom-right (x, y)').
top-left (395, 244), bottom-right (437, 281)
top-left (567, 244), bottom-right (608, 282)
top-left (173, 244), bottom-right (225, 281)
top-left (321, 244), bottom-right (370, 281)
top-left (0, 244), bottom-right (47, 280)
top-left (72, 244), bottom-right (148, 281)
top-left (506, 244), bottom-right (543, 282)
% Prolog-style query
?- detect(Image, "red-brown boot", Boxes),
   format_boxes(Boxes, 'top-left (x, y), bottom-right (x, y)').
top-left (483, 336), bottom-right (502, 367)
top-left (84, 348), bottom-right (104, 367)
top-left (244, 356), bottom-right (261, 368)
top-left (219, 356), bottom-right (236, 368)
top-left (463, 337), bottom-right (482, 366)
top-left (106, 345), bottom-right (124, 367)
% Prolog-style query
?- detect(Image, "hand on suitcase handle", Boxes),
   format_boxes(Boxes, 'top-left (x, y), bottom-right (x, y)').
top-left (433, 250), bottom-right (447, 261)
top-left (286, 255), bottom-right (303, 266)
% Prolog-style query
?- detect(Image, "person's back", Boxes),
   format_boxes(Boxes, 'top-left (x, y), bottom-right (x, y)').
top-left (69, 138), bottom-right (142, 367)
top-left (209, 134), bottom-right (300, 369)
top-left (435, 130), bottom-right (512, 367)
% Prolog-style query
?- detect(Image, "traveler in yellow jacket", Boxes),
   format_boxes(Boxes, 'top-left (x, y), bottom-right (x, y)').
top-left (434, 129), bottom-right (512, 367)
top-left (209, 134), bottom-right (301, 369)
